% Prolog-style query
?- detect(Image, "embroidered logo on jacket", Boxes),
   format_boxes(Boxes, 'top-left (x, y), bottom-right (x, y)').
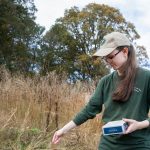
top-left (134, 87), bottom-right (142, 93)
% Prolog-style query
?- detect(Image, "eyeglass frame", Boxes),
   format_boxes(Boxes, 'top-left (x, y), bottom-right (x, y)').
top-left (102, 49), bottom-right (123, 62)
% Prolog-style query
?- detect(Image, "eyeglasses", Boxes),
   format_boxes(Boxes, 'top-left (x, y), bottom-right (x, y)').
top-left (102, 50), bottom-right (122, 62)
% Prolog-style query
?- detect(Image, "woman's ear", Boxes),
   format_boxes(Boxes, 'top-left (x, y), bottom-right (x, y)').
top-left (123, 47), bottom-right (129, 56)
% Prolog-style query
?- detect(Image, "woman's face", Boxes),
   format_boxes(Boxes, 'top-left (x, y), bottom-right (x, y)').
top-left (103, 47), bottom-right (128, 70)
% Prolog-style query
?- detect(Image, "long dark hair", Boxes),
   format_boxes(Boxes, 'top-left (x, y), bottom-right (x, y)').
top-left (112, 45), bottom-right (137, 101)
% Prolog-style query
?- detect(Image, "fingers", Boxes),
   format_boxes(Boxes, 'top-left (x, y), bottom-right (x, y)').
top-left (52, 130), bottom-right (64, 144)
top-left (52, 132), bottom-right (60, 144)
top-left (52, 133), bottom-right (56, 143)
top-left (122, 118), bottom-right (134, 123)
top-left (124, 125), bottom-right (132, 134)
top-left (52, 137), bottom-right (60, 144)
top-left (122, 118), bottom-right (138, 134)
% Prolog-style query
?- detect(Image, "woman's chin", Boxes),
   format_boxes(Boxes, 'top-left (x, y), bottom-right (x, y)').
top-left (111, 65), bottom-right (118, 70)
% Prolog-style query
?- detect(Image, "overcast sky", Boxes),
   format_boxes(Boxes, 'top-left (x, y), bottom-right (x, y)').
top-left (34, 0), bottom-right (150, 56)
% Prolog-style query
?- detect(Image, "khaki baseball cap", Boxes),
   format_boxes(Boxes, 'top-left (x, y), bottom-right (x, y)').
top-left (93, 32), bottom-right (131, 57)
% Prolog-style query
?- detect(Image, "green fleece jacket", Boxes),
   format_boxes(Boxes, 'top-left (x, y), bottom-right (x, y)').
top-left (73, 67), bottom-right (150, 149)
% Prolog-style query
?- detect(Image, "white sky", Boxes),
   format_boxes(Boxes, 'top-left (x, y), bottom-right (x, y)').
top-left (34, 0), bottom-right (150, 56)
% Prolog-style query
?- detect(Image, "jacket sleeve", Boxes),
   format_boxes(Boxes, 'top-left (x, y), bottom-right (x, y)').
top-left (73, 78), bottom-right (105, 126)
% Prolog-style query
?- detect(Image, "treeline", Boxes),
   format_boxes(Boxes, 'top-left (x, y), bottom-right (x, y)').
top-left (0, 0), bottom-right (148, 82)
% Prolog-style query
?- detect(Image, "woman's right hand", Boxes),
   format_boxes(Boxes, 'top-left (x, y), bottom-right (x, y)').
top-left (52, 121), bottom-right (77, 144)
top-left (52, 129), bottom-right (64, 144)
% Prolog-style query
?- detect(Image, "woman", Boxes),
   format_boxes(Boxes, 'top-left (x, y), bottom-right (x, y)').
top-left (52, 32), bottom-right (150, 149)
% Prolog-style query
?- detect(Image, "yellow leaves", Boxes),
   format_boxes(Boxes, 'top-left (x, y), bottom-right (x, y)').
top-left (78, 54), bottom-right (89, 62)
top-left (93, 58), bottom-right (100, 65)
top-left (82, 22), bottom-right (90, 32)
top-left (77, 54), bottom-right (101, 66)
top-left (78, 12), bottom-right (89, 19)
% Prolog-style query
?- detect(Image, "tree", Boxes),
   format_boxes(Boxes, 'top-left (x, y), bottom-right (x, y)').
top-left (0, 0), bottom-right (44, 74)
top-left (41, 3), bottom-right (148, 82)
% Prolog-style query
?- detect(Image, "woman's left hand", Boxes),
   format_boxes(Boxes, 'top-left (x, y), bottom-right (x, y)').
top-left (123, 118), bottom-right (140, 134)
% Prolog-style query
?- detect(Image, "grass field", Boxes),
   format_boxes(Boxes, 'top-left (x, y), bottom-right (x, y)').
top-left (0, 68), bottom-right (103, 150)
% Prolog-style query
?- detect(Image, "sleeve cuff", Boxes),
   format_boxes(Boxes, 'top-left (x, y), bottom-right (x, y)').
top-left (72, 118), bottom-right (82, 126)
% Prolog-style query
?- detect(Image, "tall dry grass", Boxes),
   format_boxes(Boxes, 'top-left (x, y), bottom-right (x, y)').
top-left (0, 67), bottom-right (103, 150)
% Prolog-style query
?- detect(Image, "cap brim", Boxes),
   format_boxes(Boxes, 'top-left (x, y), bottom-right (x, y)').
top-left (93, 47), bottom-right (115, 57)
